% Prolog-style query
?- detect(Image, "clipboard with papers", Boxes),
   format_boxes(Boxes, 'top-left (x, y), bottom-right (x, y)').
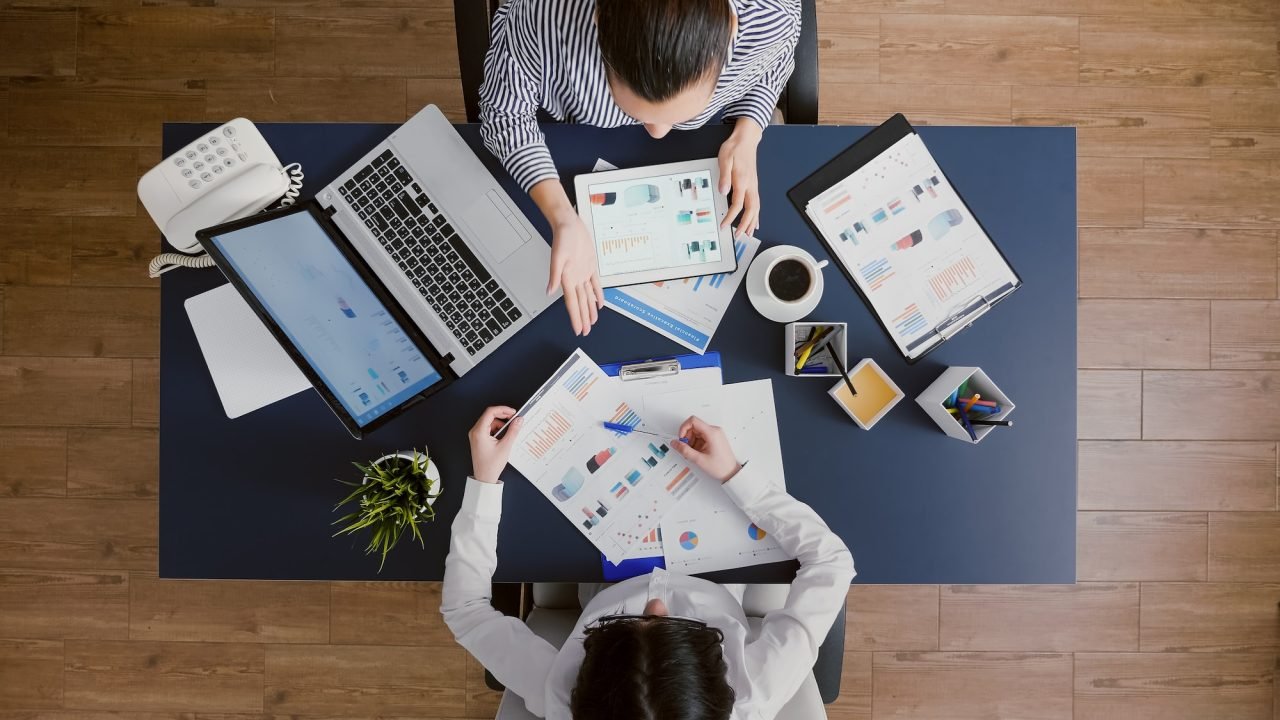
top-left (598, 352), bottom-right (722, 581)
top-left (788, 114), bottom-right (1022, 363)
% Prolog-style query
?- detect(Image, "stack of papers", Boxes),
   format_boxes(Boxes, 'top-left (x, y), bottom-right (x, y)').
top-left (510, 349), bottom-right (788, 573)
top-left (507, 349), bottom-right (707, 563)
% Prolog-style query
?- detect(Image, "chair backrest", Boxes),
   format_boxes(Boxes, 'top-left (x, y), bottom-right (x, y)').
top-left (452, 0), bottom-right (819, 124)
top-left (455, 0), bottom-right (502, 123)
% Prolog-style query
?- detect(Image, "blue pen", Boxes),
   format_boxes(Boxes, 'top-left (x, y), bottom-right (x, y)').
top-left (602, 421), bottom-right (689, 443)
top-left (799, 366), bottom-right (830, 375)
top-left (956, 406), bottom-right (978, 441)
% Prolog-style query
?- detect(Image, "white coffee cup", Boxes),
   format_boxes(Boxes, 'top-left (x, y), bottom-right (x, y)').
top-left (764, 251), bottom-right (829, 305)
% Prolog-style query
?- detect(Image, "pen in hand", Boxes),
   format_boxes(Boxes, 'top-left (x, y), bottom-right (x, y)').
top-left (602, 421), bottom-right (690, 444)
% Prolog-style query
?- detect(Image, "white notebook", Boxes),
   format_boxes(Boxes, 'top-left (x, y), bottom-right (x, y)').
top-left (184, 283), bottom-right (311, 419)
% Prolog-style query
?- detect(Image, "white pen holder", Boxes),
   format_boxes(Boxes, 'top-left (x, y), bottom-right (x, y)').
top-left (916, 366), bottom-right (1016, 444)
top-left (785, 322), bottom-right (847, 378)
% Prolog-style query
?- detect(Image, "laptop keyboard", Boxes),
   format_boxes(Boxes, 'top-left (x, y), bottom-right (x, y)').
top-left (338, 149), bottom-right (521, 357)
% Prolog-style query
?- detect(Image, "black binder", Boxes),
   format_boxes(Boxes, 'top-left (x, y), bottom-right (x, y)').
top-left (788, 114), bottom-right (1022, 363)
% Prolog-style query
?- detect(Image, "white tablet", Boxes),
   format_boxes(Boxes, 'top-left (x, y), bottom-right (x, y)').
top-left (574, 158), bottom-right (738, 287)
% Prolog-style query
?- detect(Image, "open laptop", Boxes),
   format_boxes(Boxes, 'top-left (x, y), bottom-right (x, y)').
top-left (196, 104), bottom-right (555, 437)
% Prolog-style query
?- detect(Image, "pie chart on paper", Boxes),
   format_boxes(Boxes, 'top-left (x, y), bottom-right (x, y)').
top-left (678, 531), bottom-right (699, 550)
top-left (747, 523), bottom-right (767, 541)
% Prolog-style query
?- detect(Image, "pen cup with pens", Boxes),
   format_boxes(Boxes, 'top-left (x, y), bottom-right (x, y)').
top-left (785, 322), bottom-right (847, 378)
top-left (916, 367), bottom-right (1016, 444)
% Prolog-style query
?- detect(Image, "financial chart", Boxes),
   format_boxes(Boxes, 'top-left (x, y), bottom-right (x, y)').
top-left (604, 235), bottom-right (760, 353)
top-left (805, 133), bottom-right (1019, 359)
top-left (587, 170), bottom-right (725, 279)
top-left (507, 350), bottom-right (704, 563)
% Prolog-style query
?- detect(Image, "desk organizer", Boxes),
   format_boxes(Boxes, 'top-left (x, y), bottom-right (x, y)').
top-left (827, 358), bottom-right (903, 430)
top-left (785, 322), bottom-right (847, 378)
top-left (916, 366), bottom-right (1015, 444)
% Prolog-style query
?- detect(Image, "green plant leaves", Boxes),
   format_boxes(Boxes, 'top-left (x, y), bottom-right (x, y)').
top-left (331, 449), bottom-right (440, 573)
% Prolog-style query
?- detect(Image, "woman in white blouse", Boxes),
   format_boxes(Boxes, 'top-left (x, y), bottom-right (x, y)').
top-left (442, 406), bottom-right (854, 719)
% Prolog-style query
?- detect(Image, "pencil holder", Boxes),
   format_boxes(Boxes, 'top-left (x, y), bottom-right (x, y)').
top-left (785, 322), bottom-right (847, 378)
top-left (916, 366), bottom-right (1015, 444)
top-left (827, 357), bottom-right (903, 430)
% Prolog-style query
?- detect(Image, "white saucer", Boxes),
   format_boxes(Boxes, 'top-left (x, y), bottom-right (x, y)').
top-left (746, 245), bottom-right (825, 323)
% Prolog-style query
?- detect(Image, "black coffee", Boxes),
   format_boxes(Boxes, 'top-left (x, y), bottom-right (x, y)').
top-left (768, 259), bottom-right (812, 301)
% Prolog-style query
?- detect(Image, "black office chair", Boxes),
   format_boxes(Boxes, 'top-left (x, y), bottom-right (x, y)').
top-left (453, 0), bottom-right (820, 124)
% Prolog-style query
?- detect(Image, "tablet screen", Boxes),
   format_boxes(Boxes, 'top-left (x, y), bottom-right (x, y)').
top-left (586, 170), bottom-right (725, 279)
top-left (207, 210), bottom-right (445, 427)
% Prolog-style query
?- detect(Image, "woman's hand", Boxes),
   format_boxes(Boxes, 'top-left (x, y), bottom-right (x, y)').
top-left (718, 118), bottom-right (764, 239)
top-left (468, 406), bottom-right (523, 484)
top-left (672, 415), bottom-right (742, 484)
top-left (547, 213), bottom-right (605, 336)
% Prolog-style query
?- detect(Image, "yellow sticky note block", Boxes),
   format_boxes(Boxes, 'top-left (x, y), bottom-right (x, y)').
top-left (829, 359), bottom-right (903, 429)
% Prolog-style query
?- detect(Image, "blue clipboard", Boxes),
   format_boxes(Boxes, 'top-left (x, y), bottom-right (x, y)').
top-left (597, 352), bottom-right (722, 581)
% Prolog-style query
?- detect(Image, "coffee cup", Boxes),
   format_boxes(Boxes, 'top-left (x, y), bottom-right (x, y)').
top-left (764, 252), bottom-right (828, 305)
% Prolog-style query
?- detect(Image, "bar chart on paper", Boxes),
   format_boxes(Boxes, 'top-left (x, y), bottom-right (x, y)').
top-left (928, 255), bottom-right (979, 303)
top-left (524, 410), bottom-right (572, 460)
top-left (510, 350), bottom-right (709, 563)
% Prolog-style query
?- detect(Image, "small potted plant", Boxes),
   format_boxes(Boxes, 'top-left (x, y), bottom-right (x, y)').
top-left (333, 449), bottom-right (441, 572)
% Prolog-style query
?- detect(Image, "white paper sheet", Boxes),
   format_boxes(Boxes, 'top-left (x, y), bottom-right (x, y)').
top-left (644, 380), bottom-right (791, 574)
top-left (507, 349), bottom-right (705, 563)
top-left (609, 359), bottom-right (723, 562)
top-left (185, 283), bottom-right (311, 419)
top-left (591, 158), bottom-right (759, 354)
top-left (805, 132), bottom-right (1018, 360)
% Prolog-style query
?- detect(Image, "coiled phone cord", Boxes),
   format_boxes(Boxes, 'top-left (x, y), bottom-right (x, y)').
top-left (146, 163), bottom-right (305, 278)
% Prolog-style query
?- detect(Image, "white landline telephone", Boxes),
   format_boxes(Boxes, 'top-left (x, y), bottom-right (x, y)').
top-left (138, 118), bottom-right (303, 277)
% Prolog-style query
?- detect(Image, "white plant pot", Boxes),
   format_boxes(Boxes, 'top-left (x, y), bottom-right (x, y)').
top-left (369, 452), bottom-right (442, 512)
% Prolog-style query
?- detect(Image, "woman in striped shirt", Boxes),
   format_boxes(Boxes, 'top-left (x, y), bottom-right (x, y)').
top-left (479, 0), bottom-right (802, 335)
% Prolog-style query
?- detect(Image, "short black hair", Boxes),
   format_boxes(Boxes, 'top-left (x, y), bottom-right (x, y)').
top-left (571, 616), bottom-right (735, 720)
top-left (597, 0), bottom-right (734, 103)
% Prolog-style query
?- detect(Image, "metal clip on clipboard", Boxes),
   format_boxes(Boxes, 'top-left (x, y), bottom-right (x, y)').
top-left (618, 359), bottom-right (681, 381)
top-left (934, 295), bottom-right (993, 340)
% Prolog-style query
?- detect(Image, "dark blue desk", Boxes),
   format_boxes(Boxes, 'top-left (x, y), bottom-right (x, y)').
top-left (160, 122), bottom-right (1076, 584)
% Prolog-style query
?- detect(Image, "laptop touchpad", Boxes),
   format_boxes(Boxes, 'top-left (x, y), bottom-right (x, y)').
top-left (462, 190), bottom-right (530, 264)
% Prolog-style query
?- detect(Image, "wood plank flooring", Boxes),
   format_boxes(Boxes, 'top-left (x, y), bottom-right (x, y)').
top-left (1, 1), bottom-right (1277, 717)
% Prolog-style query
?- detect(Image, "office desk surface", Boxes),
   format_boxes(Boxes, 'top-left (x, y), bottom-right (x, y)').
top-left (160, 121), bottom-right (1076, 584)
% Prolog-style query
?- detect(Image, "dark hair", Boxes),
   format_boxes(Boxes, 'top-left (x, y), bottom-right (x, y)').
top-left (570, 615), bottom-right (735, 720)
top-left (597, 0), bottom-right (734, 103)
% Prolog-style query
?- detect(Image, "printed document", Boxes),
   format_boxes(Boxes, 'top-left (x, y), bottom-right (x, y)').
top-left (643, 380), bottom-right (791, 574)
top-left (507, 349), bottom-right (703, 563)
top-left (805, 133), bottom-right (1018, 359)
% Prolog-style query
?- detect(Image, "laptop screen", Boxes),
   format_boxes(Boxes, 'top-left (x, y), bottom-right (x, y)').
top-left (206, 209), bottom-right (445, 428)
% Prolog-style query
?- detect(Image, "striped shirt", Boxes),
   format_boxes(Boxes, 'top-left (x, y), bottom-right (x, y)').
top-left (478, 0), bottom-right (802, 192)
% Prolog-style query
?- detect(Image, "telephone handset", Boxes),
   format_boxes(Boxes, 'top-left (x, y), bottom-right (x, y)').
top-left (138, 118), bottom-right (303, 277)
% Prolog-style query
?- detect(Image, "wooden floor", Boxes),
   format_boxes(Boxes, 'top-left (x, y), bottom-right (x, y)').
top-left (1, 0), bottom-right (1278, 717)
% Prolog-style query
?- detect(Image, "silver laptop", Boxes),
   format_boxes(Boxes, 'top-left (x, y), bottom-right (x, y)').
top-left (317, 103), bottom-right (555, 376)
